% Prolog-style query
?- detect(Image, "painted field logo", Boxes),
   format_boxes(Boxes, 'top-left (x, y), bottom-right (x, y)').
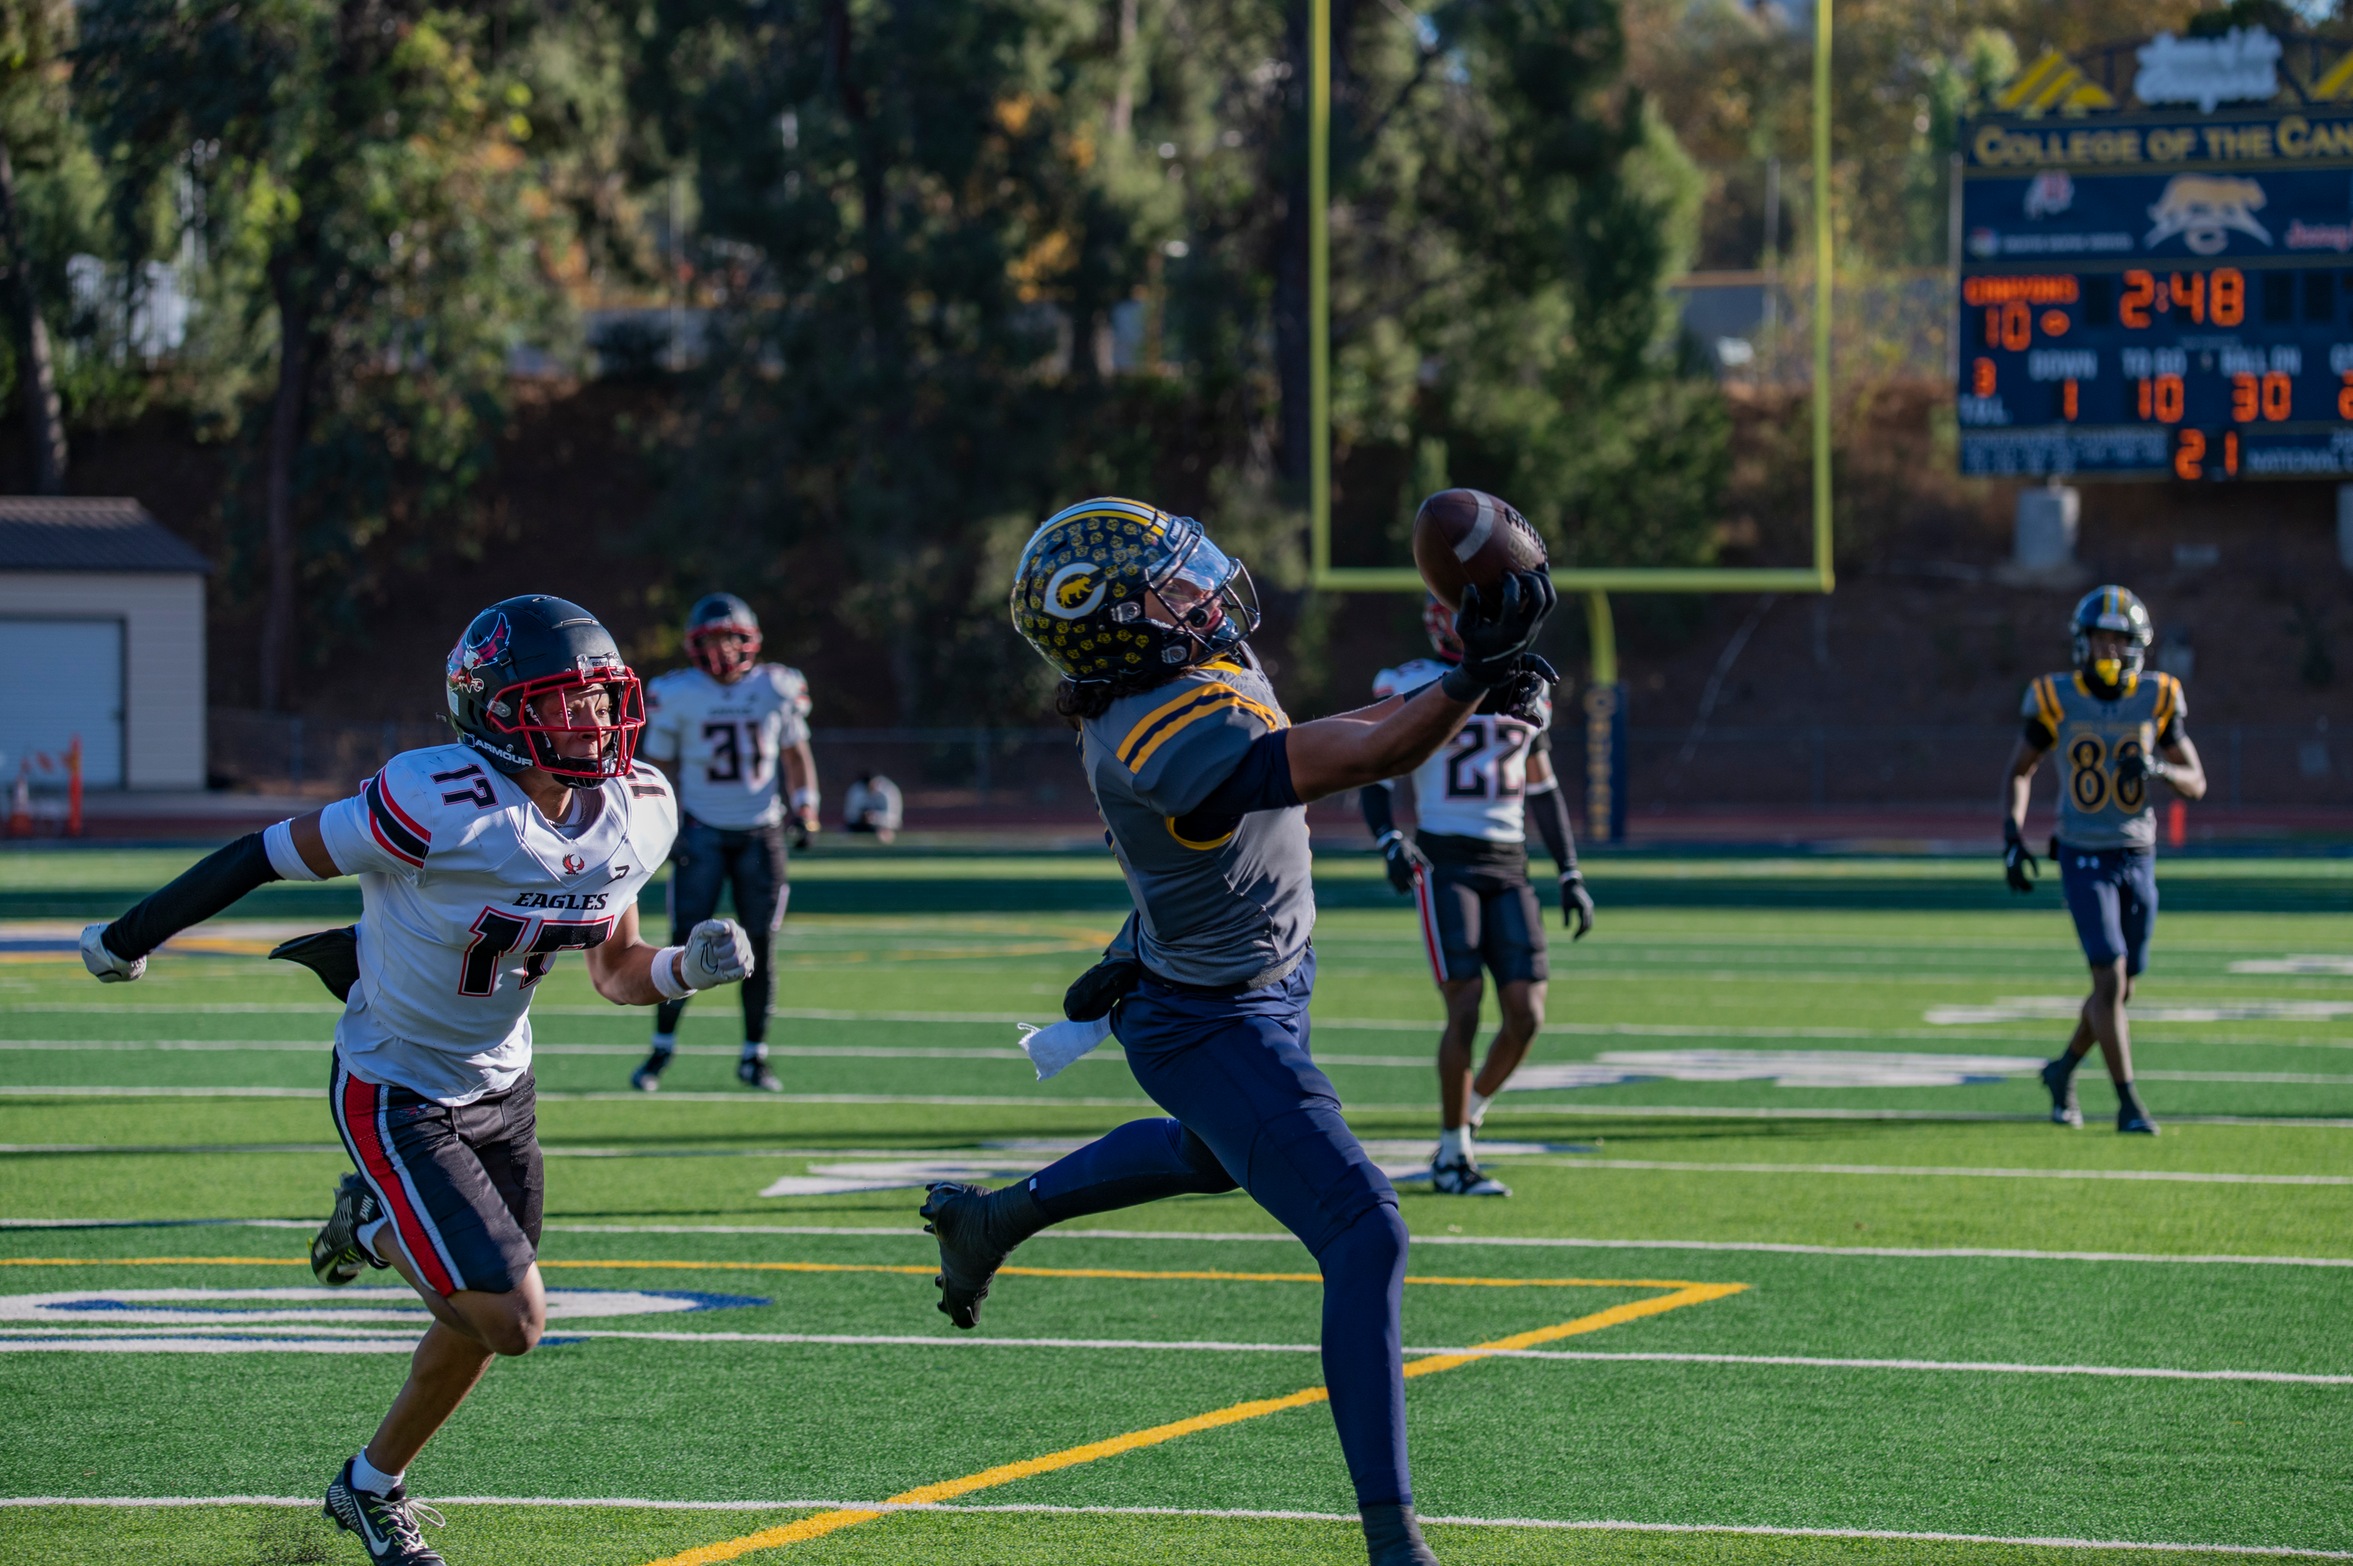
top-left (1045, 562), bottom-right (1107, 619)
top-left (2146, 175), bottom-right (2270, 255)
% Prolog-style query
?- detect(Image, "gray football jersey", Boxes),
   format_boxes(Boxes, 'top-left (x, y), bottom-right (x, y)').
top-left (2024, 669), bottom-right (2187, 851)
top-left (1081, 655), bottom-right (1313, 990)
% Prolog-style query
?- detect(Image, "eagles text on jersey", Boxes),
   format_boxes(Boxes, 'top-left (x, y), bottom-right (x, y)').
top-left (318, 744), bottom-right (679, 1104)
top-left (642, 664), bottom-right (813, 830)
top-left (1373, 657), bottom-right (1552, 842)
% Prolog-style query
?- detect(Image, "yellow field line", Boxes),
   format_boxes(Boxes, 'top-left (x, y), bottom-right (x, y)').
top-left (636, 1280), bottom-right (1748, 1566)
top-left (0, 1256), bottom-right (1705, 1291)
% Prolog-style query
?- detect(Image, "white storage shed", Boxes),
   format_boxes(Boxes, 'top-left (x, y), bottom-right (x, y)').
top-left (0, 497), bottom-right (210, 790)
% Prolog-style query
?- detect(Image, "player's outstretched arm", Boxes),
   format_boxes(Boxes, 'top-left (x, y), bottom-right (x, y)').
top-left (1286, 570), bottom-right (1555, 802)
top-left (80, 811), bottom-right (342, 983)
top-left (584, 904), bottom-right (755, 1007)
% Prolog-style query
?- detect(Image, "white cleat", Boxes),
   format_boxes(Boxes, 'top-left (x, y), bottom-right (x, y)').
top-left (1430, 1157), bottom-right (1511, 1197)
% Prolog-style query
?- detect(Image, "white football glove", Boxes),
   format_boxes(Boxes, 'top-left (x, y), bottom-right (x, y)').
top-left (680, 918), bottom-right (755, 989)
top-left (80, 923), bottom-right (145, 984)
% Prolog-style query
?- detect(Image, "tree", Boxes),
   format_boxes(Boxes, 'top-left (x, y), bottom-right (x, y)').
top-left (0, 0), bottom-right (73, 492)
top-left (81, 0), bottom-right (590, 707)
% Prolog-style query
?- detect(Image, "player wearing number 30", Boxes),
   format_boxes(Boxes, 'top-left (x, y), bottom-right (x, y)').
top-left (2002, 586), bottom-right (2205, 1137)
top-left (75, 595), bottom-right (753, 1566)
top-left (1360, 595), bottom-right (1589, 1197)
top-left (633, 593), bottom-right (817, 1092)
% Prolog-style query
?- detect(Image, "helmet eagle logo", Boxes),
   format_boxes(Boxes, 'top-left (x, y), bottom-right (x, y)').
top-left (448, 612), bottom-right (513, 692)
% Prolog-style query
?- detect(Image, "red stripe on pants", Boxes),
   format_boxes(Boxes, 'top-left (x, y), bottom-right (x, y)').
top-left (339, 1071), bottom-right (459, 1296)
top-left (1412, 865), bottom-right (1446, 985)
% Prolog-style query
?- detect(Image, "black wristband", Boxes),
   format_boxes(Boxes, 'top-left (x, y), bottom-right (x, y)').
top-left (1440, 666), bottom-right (1494, 702)
top-left (105, 833), bottom-right (281, 961)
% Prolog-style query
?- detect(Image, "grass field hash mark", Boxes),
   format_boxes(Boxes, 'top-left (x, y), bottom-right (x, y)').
top-left (637, 1281), bottom-right (1746, 1565)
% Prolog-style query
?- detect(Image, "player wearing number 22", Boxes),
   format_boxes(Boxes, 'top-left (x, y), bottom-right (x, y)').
top-left (633, 593), bottom-right (818, 1092)
top-left (1359, 594), bottom-right (1591, 1198)
top-left (2002, 586), bottom-right (2206, 1137)
top-left (75, 595), bottom-right (755, 1566)
top-left (923, 497), bottom-right (1554, 1566)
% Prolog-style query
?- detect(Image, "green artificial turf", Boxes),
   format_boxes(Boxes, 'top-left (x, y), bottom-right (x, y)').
top-left (0, 847), bottom-right (2348, 1565)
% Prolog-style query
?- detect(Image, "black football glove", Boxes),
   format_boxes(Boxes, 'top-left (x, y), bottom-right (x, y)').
top-left (2003, 823), bottom-right (2038, 895)
top-left (1560, 871), bottom-right (1594, 939)
top-left (1377, 830), bottom-right (1431, 895)
top-left (1443, 570), bottom-right (1557, 696)
top-left (2115, 751), bottom-right (2166, 790)
top-left (1064, 955), bottom-right (1144, 1022)
top-left (789, 810), bottom-right (817, 853)
top-left (1478, 654), bottom-right (1560, 724)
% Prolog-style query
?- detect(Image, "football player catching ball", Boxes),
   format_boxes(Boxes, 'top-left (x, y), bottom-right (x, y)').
top-left (920, 497), bottom-right (1554, 1566)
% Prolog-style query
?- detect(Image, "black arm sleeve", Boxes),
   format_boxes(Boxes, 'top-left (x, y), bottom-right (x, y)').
top-left (1359, 781), bottom-right (1398, 840)
top-left (2023, 716), bottom-right (2056, 750)
top-left (1168, 731), bottom-right (1301, 844)
top-left (103, 833), bottom-right (282, 961)
top-left (1527, 780), bottom-right (1579, 877)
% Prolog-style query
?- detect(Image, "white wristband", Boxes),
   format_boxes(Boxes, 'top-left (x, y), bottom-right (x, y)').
top-left (651, 946), bottom-right (692, 999)
top-left (790, 788), bottom-right (818, 810)
top-left (1375, 830), bottom-right (1402, 849)
top-left (264, 820), bottom-right (326, 882)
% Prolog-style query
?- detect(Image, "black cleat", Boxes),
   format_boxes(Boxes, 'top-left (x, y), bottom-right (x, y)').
top-left (2040, 1059), bottom-right (2084, 1128)
top-left (2118, 1108), bottom-right (2160, 1135)
top-left (310, 1173), bottom-right (388, 1287)
top-left (1430, 1157), bottom-right (1511, 1196)
top-left (923, 1181), bottom-right (1023, 1330)
top-left (1362, 1501), bottom-right (1442, 1565)
top-left (632, 1049), bottom-right (673, 1092)
top-left (323, 1459), bottom-right (447, 1564)
top-left (737, 1056), bottom-right (782, 1092)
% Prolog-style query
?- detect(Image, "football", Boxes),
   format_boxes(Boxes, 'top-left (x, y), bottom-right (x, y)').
top-left (1411, 488), bottom-right (1548, 610)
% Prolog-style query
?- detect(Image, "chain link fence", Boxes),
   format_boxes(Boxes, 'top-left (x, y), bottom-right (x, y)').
top-left (206, 710), bottom-right (2346, 818)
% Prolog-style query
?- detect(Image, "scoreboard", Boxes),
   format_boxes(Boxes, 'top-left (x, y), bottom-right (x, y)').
top-left (1957, 105), bottom-right (2353, 480)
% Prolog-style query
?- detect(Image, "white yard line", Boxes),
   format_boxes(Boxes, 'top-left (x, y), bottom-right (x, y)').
top-left (8, 1215), bottom-right (2347, 1268)
top-left (3, 1323), bottom-right (2345, 1385)
top-left (0, 1496), bottom-right (2342, 1557)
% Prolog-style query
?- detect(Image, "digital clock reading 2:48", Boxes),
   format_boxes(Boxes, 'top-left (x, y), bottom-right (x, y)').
top-left (1958, 268), bottom-right (2350, 480)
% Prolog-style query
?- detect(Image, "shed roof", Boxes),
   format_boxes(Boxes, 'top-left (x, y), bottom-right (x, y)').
top-left (0, 497), bottom-right (210, 574)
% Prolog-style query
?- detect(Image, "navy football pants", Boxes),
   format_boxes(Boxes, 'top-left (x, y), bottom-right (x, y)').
top-left (1025, 951), bottom-right (1414, 1508)
top-left (657, 817), bottom-right (785, 1042)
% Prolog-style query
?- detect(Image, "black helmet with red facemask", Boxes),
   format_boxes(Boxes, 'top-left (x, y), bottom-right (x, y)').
top-left (684, 593), bottom-right (763, 682)
top-left (1423, 593), bottom-right (1464, 664)
top-left (445, 595), bottom-right (645, 788)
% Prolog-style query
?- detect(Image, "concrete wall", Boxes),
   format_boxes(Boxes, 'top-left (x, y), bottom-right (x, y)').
top-left (0, 571), bottom-right (206, 789)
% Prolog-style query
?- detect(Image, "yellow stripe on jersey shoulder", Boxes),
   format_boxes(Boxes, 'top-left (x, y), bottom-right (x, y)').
top-left (1126, 689), bottom-right (1248, 773)
top-left (2033, 676), bottom-right (2063, 730)
top-left (2153, 673), bottom-right (2178, 729)
top-left (1116, 681), bottom-right (1225, 768)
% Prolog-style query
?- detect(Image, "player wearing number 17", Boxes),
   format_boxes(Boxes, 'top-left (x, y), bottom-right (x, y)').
top-left (2001, 587), bottom-right (2206, 1137)
top-left (75, 595), bottom-right (754, 1566)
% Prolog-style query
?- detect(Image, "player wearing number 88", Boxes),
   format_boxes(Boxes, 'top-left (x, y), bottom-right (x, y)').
top-left (73, 594), bottom-right (754, 1566)
top-left (1360, 595), bottom-right (1590, 1198)
top-left (634, 593), bottom-right (818, 1091)
top-left (2002, 585), bottom-right (2206, 1138)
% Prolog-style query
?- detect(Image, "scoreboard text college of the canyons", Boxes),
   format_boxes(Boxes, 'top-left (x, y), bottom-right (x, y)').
top-left (1959, 104), bottom-right (2353, 481)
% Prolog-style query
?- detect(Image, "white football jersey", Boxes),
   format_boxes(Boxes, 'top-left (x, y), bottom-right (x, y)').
top-left (318, 744), bottom-right (678, 1105)
top-left (641, 664), bottom-right (813, 830)
top-left (1373, 658), bottom-right (1552, 842)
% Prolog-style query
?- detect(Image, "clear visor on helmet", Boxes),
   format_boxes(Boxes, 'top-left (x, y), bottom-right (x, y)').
top-left (1148, 528), bottom-right (1260, 649)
